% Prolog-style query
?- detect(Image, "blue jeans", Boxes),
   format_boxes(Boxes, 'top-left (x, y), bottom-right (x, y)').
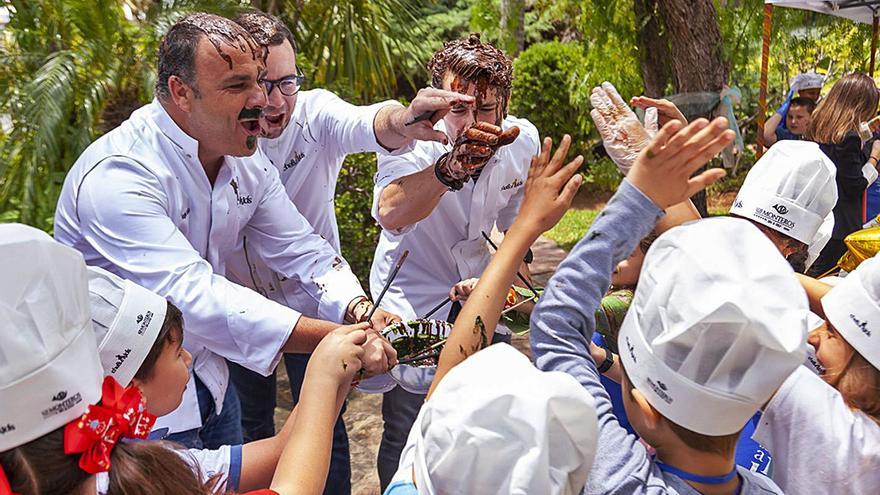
top-left (376, 331), bottom-right (512, 491)
top-left (228, 354), bottom-right (351, 495)
top-left (165, 374), bottom-right (244, 449)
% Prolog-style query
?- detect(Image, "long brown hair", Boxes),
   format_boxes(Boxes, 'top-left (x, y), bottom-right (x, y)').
top-left (0, 427), bottom-right (219, 495)
top-left (813, 326), bottom-right (880, 425)
top-left (807, 73), bottom-right (879, 144)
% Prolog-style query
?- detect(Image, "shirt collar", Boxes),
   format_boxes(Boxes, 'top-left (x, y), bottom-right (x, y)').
top-left (147, 98), bottom-right (201, 160)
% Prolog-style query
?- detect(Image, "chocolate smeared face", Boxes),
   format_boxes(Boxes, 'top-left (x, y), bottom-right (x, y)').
top-left (429, 34), bottom-right (512, 138)
top-left (258, 39), bottom-right (299, 139)
top-left (177, 16), bottom-right (268, 161)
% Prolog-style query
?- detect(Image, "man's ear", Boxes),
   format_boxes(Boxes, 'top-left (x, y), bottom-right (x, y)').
top-left (167, 75), bottom-right (196, 113)
top-left (631, 387), bottom-right (662, 429)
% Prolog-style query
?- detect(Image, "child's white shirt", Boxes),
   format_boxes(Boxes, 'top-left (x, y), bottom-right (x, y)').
top-left (753, 365), bottom-right (880, 494)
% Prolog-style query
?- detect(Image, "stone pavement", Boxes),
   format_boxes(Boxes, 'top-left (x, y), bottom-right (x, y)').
top-left (273, 234), bottom-right (570, 495)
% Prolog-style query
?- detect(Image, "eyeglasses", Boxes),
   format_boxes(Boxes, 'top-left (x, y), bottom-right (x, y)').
top-left (261, 69), bottom-right (305, 97)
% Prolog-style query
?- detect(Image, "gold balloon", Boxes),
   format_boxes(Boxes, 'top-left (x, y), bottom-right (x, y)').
top-left (839, 226), bottom-right (880, 272)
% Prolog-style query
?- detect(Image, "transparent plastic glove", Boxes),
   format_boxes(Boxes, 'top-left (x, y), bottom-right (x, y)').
top-left (590, 82), bottom-right (658, 175)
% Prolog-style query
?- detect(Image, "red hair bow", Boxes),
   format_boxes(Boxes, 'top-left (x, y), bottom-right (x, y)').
top-left (0, 464), bottom-right (19, 495)
top-left (63, 376), bottom-right (156, 474)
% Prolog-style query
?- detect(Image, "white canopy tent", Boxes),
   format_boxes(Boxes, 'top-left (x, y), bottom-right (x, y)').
top-left (758, 0), bottom-right (880, 155)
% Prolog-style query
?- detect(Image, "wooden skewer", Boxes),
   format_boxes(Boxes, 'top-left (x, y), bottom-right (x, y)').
top-left (480, 231), bottom-right (539, 295)
top-left (422, 297), bottom-right (451, 319)
top-left (501, 295), bottom-right (537, 315)
top-left (398, 350), bottom-right (441, 366)
top-left (365, 250), bottom-right (409, 322)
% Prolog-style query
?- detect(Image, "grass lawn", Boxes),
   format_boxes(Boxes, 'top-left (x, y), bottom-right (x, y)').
top-left (545, 208), bottom-right (600, 251)
top-left (545, 206), bottom-right (730, 253)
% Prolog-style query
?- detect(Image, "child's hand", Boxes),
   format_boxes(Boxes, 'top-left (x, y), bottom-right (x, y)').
top-left (310, 323), bottom-right (369, 383)
top-left (360, 331), bottom-right (397, 377)
top-left (627, 117), bottom-right (734, 210)
top-left (514, 135), bottom-right (583, 234)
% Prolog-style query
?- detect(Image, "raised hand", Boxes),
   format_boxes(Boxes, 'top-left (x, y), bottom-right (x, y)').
top-left (590, 82), bottom-right (656, 175)
top-left (627, 117), bottom-right (735, 210)
top-left (513, 134), bottom-right (584, 234)
top-left (394, 87), bottom-right (476, 144)
top-left (435, 122), bottom-right (520, 190)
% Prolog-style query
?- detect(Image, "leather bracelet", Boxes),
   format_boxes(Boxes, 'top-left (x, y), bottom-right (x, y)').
top-left (870, 156), bottom-right (879, 166)
top-left (597, 346), bottom-right (615, 373)
top-left (433, 152), bottom-right (465, 191)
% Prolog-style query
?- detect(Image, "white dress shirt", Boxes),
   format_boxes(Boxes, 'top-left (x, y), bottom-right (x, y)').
top-left (369, 116), bottom-right (539, 322)
top-left (54, 99), bottom-right (365, 433)
top-left (225, 89), bottom-right (400, 317)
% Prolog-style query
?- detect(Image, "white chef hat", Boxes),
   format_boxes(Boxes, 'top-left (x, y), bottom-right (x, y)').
top-left (791, 72), bottom-right (824, 91)
top-left (730, 140), bottom-right (837, 245)
top-left (0, 224), bottom-right (103, 451)
top-left (617, 217), bottom-right (808, 436)
top-left (822, 255), bottom-right (880, 370)
top-left (410, 344), bottom-right (597, 495)
top-left (87, 266), bottom-right (168, 387)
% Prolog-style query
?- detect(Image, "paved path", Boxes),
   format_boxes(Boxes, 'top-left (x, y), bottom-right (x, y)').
top-left (273, 234), bottom-right (570, 494)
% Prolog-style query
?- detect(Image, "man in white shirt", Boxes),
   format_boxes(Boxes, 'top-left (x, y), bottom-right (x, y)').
top-left (369, 34), bottom-right (541, 489)
top-left (227, 12), bottom-right (473, 493)
top-left (54, 13), bottom-right (397, 451)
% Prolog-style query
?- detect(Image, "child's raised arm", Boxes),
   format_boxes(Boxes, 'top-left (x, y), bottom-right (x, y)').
top-left (425, 134), bottom-right (584, 399)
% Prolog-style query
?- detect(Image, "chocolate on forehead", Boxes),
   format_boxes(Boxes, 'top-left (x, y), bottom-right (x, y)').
top-left (177, 13), bottom-right (267, 69)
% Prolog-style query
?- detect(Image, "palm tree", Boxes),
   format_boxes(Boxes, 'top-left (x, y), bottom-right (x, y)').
top-left (0, 0), bottom-right (430, 230)
top-left (0, 0), bottom-right (243, 230)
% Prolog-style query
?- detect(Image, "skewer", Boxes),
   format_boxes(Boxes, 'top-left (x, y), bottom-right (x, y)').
top-left (480, 231), bottom-right (540, 295)
top-left (398, 350), bottom-right (441, 366)
top-left (501, 295), bottom-right (537, 315)
top-left (365, 250), bottom-right (409, 322)
top-left (422, 297), bottom-right (451, 319)
top-left (404, 110), bottom-right (438, 127)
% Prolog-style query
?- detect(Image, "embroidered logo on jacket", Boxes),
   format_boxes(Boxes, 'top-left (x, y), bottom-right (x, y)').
top-left (501, 178), bottom-right (524, 191)
top-left (283, 150), bottom-right (306, 172)
top-left (230, 178), bottom-right (253, 206)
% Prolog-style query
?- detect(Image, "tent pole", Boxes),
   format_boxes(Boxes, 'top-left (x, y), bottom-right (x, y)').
top-left (757, 3), bottom-right (773, 158)
top-left (871, 15), bottom-right (878, 77)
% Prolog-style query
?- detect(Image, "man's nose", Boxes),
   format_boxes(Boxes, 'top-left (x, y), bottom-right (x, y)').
top-left (267, 85), bottom-right (285, 108)
top-left (249, 82), bottom-right (269, 109)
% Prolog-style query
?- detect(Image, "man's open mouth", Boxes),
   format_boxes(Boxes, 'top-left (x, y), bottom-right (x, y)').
top-left (263, 113), bottom-right (284, 126)
top-left (239, 118), bottom-right (262, 136)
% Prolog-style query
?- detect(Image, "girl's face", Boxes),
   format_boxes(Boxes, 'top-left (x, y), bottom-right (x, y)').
top-left (808, 322), bottom-right (855, 386)
top-left (133, 335), bottom-right (193, 416)
top-left (612, 247), bottom-right (645, 288)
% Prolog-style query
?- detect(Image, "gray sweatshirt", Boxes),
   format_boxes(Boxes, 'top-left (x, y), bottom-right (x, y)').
top-left (530, 180), bottom-right (783, 495)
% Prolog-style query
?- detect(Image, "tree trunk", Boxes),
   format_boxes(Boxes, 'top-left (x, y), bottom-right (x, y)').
top-left (656, 0), bottom-right (727, 216)
top-left (500, 0), bottom-right (525, 56)
top-left (633, 0), bottom-right (671, 98)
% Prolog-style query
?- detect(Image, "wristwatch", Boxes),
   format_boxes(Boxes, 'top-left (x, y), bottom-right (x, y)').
top-left (597, 344), bottom-right (615, 373)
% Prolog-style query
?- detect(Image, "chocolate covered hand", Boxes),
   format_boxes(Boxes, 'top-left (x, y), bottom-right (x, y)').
top-left (590, 82), bottom-right (658, 175)
top-left (435, 122), bottom-right (520, 190)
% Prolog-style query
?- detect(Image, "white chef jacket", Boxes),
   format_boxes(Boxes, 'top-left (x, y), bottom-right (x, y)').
top-left (54, 99), bottom-right (365, 433)
top-left (369, 116), bottom-right (539, 323)
top-left (226, 89), bottom-right (400, 317)
top-left (753, 366), bottom-right (880, 494)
